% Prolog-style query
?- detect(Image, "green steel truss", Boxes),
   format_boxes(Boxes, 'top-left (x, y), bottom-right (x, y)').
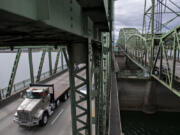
top-left (36, 49), bottom-right (46, 82)
top-left (28, 48), bottom-right (34, 84)
top-left (54, 48), bottom-right (61, 74)
top-left (67, 32), bottom-right (111, 135)
top-left (6, 49), bottom-right (22, 97)
top-left (61, 48), bottom-right (64, 70)
top-left (48, 48), bottom-right (53, 76)
top-left (152, 25), bottom-right (180, 97)
top-left (98, 33), bottom-right (111, 135)
top-left (116, 0), bottom-right (180, 97)
top-left (68, 40), bottom-right (93, 135)
top-left (3, 47), bottom-right (67, 98)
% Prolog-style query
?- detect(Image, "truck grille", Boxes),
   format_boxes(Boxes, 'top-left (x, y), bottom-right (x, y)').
top-left (17, 110), bottom-right (31, 122)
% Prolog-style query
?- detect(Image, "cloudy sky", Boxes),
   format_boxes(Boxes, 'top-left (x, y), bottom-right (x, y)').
top-left (113, 0), bottom-right (180, 43)
top-left (114, 0), bottom-right (145, 42)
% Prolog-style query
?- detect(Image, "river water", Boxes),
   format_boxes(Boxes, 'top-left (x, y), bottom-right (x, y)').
top-left (121, 111), bottom-right (180, 135)
top-left (0, 52), bottom-right (64, 89)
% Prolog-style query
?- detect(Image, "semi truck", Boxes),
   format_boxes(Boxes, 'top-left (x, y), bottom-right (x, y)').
top-left (13, 83), bottom-right (69, 127)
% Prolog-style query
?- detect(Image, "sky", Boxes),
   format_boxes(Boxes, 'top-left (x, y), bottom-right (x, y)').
top-left (113, 0), bottom-right (180, 43)
top-left (113, 0), bottom-right (145, 42)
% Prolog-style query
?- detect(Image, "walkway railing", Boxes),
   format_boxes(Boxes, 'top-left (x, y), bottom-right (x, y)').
top-left (0, 65), bottom-right (67, 99)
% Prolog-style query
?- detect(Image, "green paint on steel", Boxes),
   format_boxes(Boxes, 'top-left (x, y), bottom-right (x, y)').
top-left (87, 37), bottom-right (92, 135)
top-left (67, 38), bottom-right (95, 135)
top-left (62, 48), bottom-right (69, 67)
top-left (28, 48), bottom-right (34, 84)
top-left (53, 48), bottom-right (61, 74)
top-left (61, 48), bottom-right (64, 70)
top-left (48, 48), bottom-right (53, 75)
top-left (6, 49), bottom-right (22, 97)
top-left (36, 49), bottom-right (46, 82)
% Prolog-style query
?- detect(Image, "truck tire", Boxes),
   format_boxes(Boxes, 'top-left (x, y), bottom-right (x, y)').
top-left (63, 93), bottom-right (68, 101)
top-left (55, 99), bottom-right (60, 108)
top-left (39, 112), bottom-right (48, 126)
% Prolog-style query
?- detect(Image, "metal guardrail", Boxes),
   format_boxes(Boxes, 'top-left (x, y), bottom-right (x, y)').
top-left (0, 65), bottom-right (67, 99)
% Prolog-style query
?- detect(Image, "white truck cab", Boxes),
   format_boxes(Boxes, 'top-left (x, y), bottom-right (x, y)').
top-left (14, 85), bottom-right (55, 127)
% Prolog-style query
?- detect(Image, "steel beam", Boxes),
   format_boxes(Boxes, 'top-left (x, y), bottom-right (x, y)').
top-left (28, 48), bottom-right (34, 84)
top-left (36, 49), bottom-right (46, 82)
top-left (68, 40), bottom-right (93, 135)
top-left (6, 49), bottom-right (22, 97)
top-left (48, 48), bottom-right (53, 75)
top-left (54, 48), bottom-right (61, 74)
top-left (171, 33), bottom-right (177, 87)
top-left (62, 48), bottom-right (69, 67)
top-left (61, 48), bottom-right (64, 70)
top-left (94, 45), bottom-right (103, 135)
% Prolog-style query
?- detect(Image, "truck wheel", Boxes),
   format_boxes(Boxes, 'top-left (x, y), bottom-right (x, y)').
top-left (40, 112), bottom-right (48, 126)
top-left (63, 93), bottom-right (68, 101)
top-left (56, 99), bottom-right (60, 108)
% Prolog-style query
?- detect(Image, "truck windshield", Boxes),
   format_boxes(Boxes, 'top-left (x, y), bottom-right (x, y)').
top-left (26, 92), bottom-right (41, 99)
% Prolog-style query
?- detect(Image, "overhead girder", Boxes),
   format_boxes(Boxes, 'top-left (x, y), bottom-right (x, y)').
top-left (0, 0), bottom-right (110, 46)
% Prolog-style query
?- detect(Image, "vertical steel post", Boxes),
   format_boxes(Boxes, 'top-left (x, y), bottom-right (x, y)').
top-left (159, 42), bottom-right (163, 79)
top-left (36, 49), bottom-right (46, 82)
top-left (142, 0), bottom-right (147, 34)
top-left (48, 48), bottom-right (53, 75)
top-left (28, 48), bottom-right (34, 84)
top-left (94, 44), bottom-right (102, 135)
top-left (87, 38), bottom-right (92, 135)
top-left (151, 0), bottom-right (155, 70)
top-left (171, 34), bottom-right (177, 87)
top-left (68, 41), bottom-right (92, 135)
top-left (61, 48), bottom-right (64, 69)
top-left (62, 48), bottom-right (69, 67)
top-left (6, 49), bottom-right (22, 97)
top-left (97, 32), bottom-right (110, 135)
top-left (68, 47), bottom-right (77, 134)
top-left (54, 48), bottom-right (61, 74)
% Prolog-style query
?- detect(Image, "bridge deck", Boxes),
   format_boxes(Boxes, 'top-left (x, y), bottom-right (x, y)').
top-left (0, 68), bottom-right (89, 135)
top-left (0, 97), bottom-right (72, 135)
top-left (0, 70), bottom-right (73, 135)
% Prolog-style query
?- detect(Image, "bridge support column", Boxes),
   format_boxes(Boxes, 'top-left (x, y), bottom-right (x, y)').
top-left (68, 41), bottom-right (92, 135)
top-left (93, 42), bottom-right (103, 135)
top-left (143, 80), bottom-right (157, 114)
top-left (28, 48), bottom-right (34, 84)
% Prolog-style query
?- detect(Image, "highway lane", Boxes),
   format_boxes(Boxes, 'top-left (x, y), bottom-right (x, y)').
top-left (0, 66), bottom-right (94, 135)
top-left (0, 98), bottom-right (72, 135)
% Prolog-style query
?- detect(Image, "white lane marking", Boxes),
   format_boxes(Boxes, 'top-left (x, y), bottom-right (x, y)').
top-left (51, 109), bottom-right (64, 125)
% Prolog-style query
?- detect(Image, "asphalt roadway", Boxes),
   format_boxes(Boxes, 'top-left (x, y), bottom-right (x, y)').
top-left (0, 97), bottom-right (72, 135)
